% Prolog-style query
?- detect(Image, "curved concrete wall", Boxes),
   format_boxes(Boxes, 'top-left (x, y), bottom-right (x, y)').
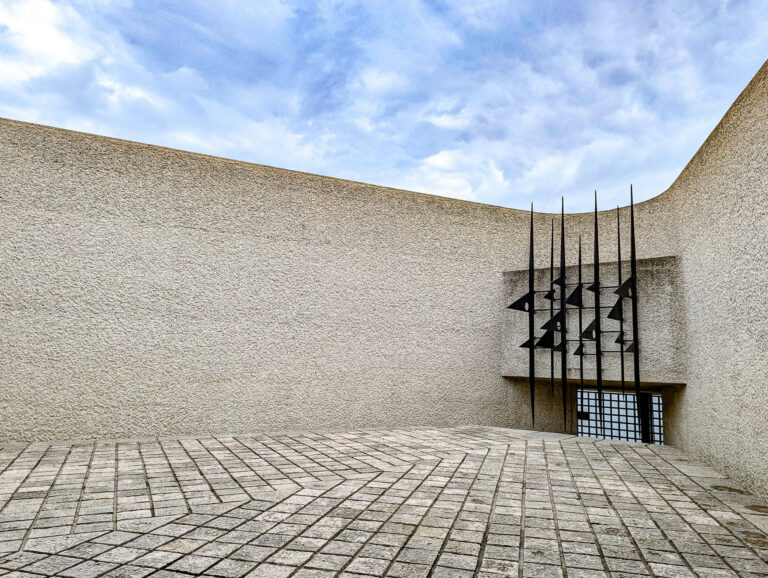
top-left (0, 60), bottom-right (766, 496)
top-left (655, 59), bottom-right (768, 498)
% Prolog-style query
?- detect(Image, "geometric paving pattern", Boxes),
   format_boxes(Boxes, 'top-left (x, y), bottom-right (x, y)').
top-left (1, 426), bottom-right (767, 577)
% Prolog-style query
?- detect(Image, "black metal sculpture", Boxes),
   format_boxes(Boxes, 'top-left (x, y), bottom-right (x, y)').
top-left (507, 189), bottom-right (649, 442)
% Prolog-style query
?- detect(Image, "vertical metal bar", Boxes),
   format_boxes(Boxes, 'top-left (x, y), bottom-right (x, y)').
top-left (577, 236), bottom-right (584, 435)
top-left (578, 236), bottom-right (584, 389)
top-left (529, 204), bottom-right (536, 428)
top-left (630, 187), bottom-right (652, 443)
top-left (559, 198), bottom-right (568, 431)
top-left (616, 206), bottom-right (626, 393)
top-left (594, 192), bottom-right (604, 438)
top-left (550, 220), bottom-right (555, 393)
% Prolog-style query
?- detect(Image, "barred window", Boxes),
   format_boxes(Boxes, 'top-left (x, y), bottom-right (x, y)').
top-left (577, 390), bottom-right (663, 444)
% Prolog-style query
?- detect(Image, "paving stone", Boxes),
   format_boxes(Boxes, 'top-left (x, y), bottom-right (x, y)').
top-left (58, 559), bottom-right (119, 577)
top-left (305, 553), bottom-right (351, 570)
top-left (266, 547), bottom-right (313, 565)
top-left (206, 557), bottom-right (258, 577)
top-left (167, 553), bottom-right (218, 573)
top-left (345, 555), bottom-right (391, 574)
top-left (244, 563), bottom-right (294, 577)
top-left (131, 548), bottom-right (183, 568)
top-left (103, 565), bottom-right (156, 577)
top-left (95, 546), bottom-right (147, 564)
top-left (18, 554), bottom-right (81, 575)
top-left (231, 545), bottom-right (277, 562)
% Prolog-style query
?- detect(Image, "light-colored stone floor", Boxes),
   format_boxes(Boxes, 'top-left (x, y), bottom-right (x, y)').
top-left (0, 427), bottom-right (767, 577)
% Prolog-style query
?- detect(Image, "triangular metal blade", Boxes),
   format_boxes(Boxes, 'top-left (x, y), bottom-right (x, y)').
top-left (553, 340), bottom-right (565, 352)
top-left (519, 337), bottom-right (535, 349)
top-left (615, 277), bottom-right (633, 298)
top-left (586, 282), bottom-right (598, 293)
top-left (580, 319), bottom-right (596, 340)
top-left (607, 299), bottom-right (623, 321)
top-left (565, 284), bottom-right (583, 307)
top-left (535, 330), bottom-right (555, 349)
top-left (615, 331), bottom-right (625, 344)
top-left (573, 343), bottom-right (585, 356)
top-left (553, 275), bottom-right (565, 287)
top-left (540, 311), bottom-right (564, 332)
top-left (508, 291), bottom-right (533, 311)
top-left (543, 289), bottom-right (556, 301)
top-left (624, 341), bottom-right (636, 353)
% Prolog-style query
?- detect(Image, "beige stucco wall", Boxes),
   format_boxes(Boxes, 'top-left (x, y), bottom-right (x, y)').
top-left (0, 59), bottom-right (767, 497)
top-left (0, 118), bottom-right (541, 443)
top-left (657, 60), bottom-right (768, 498)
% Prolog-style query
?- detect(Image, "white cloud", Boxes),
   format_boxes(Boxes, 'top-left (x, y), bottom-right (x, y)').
top-left (399, 149), bottom-right (508, 204)
top-left (0, 0), bottom-right (95, 84)
top-left (95, 73), bottom-right (166, 110)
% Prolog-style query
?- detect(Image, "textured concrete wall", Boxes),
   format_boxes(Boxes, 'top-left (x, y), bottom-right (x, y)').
top-left (656, 60), bottom-right (768, 498)
top-left (0, 118), bottom-right (541, 443)
top-left (0, 58), bottom-right (767, 498)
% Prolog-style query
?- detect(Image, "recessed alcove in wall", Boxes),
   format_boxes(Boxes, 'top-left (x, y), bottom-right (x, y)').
top-left (502, 255), bottom-right (687, 438)
top-left (503, 255), bottom-right (687, 385)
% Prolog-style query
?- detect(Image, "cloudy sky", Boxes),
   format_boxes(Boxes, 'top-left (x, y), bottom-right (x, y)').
top-left (1, 0), bottom-right (767, 211)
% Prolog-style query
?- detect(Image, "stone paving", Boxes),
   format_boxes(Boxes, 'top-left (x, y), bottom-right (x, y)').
top-left (0, 427), bottom-right (767, 577)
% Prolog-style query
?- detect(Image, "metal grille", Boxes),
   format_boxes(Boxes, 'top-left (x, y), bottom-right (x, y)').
top-left (577, 390), bottom-right (664, 444)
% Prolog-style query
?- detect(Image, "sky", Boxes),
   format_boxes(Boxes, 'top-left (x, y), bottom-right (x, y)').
top-left (1, 0), bottom-right (767, 212)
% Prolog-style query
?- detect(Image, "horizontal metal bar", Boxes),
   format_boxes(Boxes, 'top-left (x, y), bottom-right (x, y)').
top-left (565, 283), bottom-right (620, 289)
top-left (566, 338), bottom-right (633, 342)
top-left (583, 350), bottom-right (627, 355)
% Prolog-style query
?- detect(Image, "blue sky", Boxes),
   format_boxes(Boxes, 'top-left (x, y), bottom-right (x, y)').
top-left (1, 0), bottom-right (767, 211)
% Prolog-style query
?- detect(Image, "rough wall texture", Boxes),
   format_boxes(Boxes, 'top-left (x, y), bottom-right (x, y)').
top-left (658, 60), bottom-right (768, 498)
top-left (0, 59), bottom-right (767, 498)
top-left (0, 119), bottom-right (539, 443)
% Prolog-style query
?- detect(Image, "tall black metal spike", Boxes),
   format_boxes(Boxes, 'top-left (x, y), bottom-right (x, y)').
top-left (528, 204), bottom-right (536, 428)
top-left (630, 187), bottom-right (652, 443)
top-left (594, 192), bottom-right (605, 438)
top-left (549, 220), bottom-right (555, 393)
top-left (559, 198), bottom-right (568, 431)
top-left (616, 206), bottom-right (626, 393)
top-left (576, 235), bottom-right (584, 436)
top-left (577, 237), bottom-right (584, 388)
